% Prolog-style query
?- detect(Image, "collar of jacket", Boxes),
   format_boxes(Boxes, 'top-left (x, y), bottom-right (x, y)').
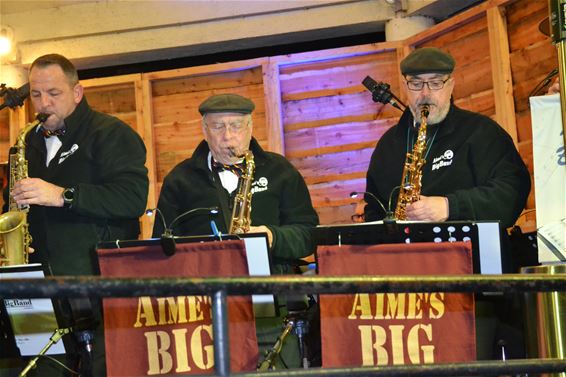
top-left (189, 137), bottom-right (269, 172)
top-left (61, 96), bottom-right (91, 140)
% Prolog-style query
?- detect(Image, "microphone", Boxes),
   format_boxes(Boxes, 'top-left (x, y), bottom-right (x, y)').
top-left (362, 76), bottom-right (406, 111)
top-left (350, 191), bottom-right (395, 223)
top-left (71, 317), bottom-right (96, 377)
top-left (146, 206), bottom-right (220, 256)
top-left (0, 83), bottom-right (30, 111)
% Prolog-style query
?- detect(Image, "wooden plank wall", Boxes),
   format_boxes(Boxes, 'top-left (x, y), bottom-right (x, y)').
top-left (277, 45), bottom-right (402, 224)
top-left (0, 0), bottom-right (551, 236)
top-left (507, 0), bottom-right (556, 230)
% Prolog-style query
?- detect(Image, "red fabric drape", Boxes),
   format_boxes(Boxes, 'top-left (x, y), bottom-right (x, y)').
top-left (98, 240), bottom-right (258, 376)
top-left (318, 241), bottom-right (475, 367)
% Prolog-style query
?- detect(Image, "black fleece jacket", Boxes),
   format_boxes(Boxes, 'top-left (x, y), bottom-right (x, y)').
top-left (13, 97), bottom-right (149, 276)
top-left (366, 105), bottom-right (531, 229)
top-left (153, 138), bottom-right (319, 270)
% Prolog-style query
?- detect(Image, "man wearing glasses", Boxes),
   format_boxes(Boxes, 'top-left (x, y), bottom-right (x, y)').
top-left (153, 93), bottom-right (319, 368)
top-left (364, 47), bottom-right (531, 360)
top-left (365, 47), bottom-right (530, 231)
top-left (153, 93), bottom-right (319, 272)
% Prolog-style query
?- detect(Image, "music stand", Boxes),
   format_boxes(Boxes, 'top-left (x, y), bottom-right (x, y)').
top-left (0, 264), bottom-right (66, 358)
top-left (314, 220), bottom-right (503, 274)
top-left (97, 232), bottom-right (278, 317)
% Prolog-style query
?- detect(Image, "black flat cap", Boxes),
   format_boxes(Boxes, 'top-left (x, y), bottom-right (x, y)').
top-left (198, 93), bottom-right (255, 115)
top-left (400, 47), bottom-right (455, 76)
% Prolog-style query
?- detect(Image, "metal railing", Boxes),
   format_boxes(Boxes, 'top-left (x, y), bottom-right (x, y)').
top-left (2, 274), bottom-right (566, 376)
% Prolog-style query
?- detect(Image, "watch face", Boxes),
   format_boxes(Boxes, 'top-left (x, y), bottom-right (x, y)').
top-left (63, 188), bottom-right (75, 202)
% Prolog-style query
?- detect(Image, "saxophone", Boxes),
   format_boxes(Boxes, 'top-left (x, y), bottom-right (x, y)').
top-left (394, 105), bottom-right (430, 220)
top-left (229, 150), bottom-right (255, 234)
top-left (0, 113), bottom-right (49, 266)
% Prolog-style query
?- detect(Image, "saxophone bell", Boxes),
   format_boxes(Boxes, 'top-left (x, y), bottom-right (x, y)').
top-left (0, 114), bottom-right (45, 266)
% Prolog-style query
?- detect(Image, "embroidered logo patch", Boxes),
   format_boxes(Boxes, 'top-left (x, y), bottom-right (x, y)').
top-left (431, 149), bottom-right (453, 171)
top-left (58, 144), bottom-right (79, 164)
top-left (251, 177), bottom-right (268, 193)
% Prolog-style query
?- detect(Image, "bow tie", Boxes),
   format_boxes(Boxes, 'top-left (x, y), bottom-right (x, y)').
top-left (40, 125), bottom-right (66, 138)
top-left (211, 159), bottom-right (245, 177)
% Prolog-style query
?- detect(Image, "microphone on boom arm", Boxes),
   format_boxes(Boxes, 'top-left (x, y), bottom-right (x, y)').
top-left (362, 76), bottom-right (406, 112)
top-left (146, 207), bottom-right (220, 256)
top-left (350, 191), bottom-right (396, 223)
top-left (0, 83), bottom-right (29, 111)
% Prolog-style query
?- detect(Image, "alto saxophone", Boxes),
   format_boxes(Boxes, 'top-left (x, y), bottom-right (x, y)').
top-left (0, 113), bottom-right (49, 266)
top-left (394, 105), bottom-right (430, 220)
top-left (229, 150), bottom-right (255, 234)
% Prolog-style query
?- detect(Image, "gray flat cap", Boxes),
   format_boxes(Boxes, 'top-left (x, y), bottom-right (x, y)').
top-left (198, 93), bottom-right (255, 115)
top-left (400, 47), bottom-right (455, 76)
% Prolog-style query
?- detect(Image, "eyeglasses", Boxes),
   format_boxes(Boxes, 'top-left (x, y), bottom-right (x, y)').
top-left (406, 77), bottom-right (451, 91)
top-left (205, 120), bottom-right (249, 133)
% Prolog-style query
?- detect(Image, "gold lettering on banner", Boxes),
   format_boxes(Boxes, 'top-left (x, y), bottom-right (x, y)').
top-left (143, 327), bottom-right (214, 375)
top-left (358, 324), bottom-right (435, 365)
top-left (407, 324), bottom-right (434, 363)
top-left (348, 294), bottom-right (373, 319)
top-left (172, 328), bottom-right (191, 373)
top-left (358, 325), bottom-right (387, 365)
top-left (145, 331), bottom-right (173, 375)
top-left (429, 293), bottom-right (445, 319)
top-left (191, 325), bottom-right (214, 370)
top-left (348, 293), bottom-right (445, 320)
top-left (134, 296), bottom-right (211, 328)
top-left (135, 297), bottom-right (158, 327)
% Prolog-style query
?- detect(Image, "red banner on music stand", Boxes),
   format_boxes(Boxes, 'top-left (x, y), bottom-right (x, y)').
top-left (98, 240), bottom-right (258, 376)
top-left (318, 241), bottom-right (475, 367)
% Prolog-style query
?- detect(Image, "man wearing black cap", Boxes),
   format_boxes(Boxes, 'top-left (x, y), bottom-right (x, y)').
top-left (153, 93), bottom-right (318, 264)
top-left (365, 47), bottom-right (531, 359)
top-left (153, 93), bottom-right (319, 368)
top-left (365, 47), bottom-right (530, 230)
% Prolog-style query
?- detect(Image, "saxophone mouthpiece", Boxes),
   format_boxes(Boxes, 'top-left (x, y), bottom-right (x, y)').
top-left (36, 113), bottom-right (50, 123)
top-left (420, 105), bottom-right (430, 118)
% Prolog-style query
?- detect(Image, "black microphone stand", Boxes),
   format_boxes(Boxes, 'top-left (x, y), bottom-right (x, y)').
top-left (256, 312), bottom-right (311, 371)
top-left (19, 327), bottom-right (70, 377)
top-left (350, 191), bottom-right (395, 223)
top-left (146, 207), bottom-right (219, 256)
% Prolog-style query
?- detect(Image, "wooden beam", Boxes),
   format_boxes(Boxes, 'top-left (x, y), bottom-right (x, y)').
top-left (405, 0), bottom-right (513, 47)
top-left (81, 74), bottom-right (141, 88)
top-left (143, 57), bottom-right (266, 81)
top-left (487, 5), bottom-right (518, 144)
top-left (271, 41), bottom-right (402, 66)
top-left (262, 60), bottom-right (285, 155)
top-left (136, 77), bottom-right (158, 239)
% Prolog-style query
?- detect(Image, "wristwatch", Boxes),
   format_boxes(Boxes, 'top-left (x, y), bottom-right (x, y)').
top-left (62, 187), bottom-right (76, 208)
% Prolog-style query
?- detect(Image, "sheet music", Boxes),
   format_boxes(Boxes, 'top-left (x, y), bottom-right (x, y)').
top-left (537, 218), bottom-right (566, 261)
top-left (0, 265), bottom-right (65, 356)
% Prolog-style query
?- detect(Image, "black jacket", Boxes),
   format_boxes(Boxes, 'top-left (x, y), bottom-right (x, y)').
top-left (153, 138), bottom-right (319, 269)
top-left (15, 97), bottom-right (149, 276)
top-left (366, 105), bottom-right (531, 229)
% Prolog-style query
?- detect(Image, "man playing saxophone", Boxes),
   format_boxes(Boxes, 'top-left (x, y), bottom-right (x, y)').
top-left (364, 47), bottom-right (531, 361)
top-left (4, 53), bottom-right (149, 376)
top-left (365, 47), bottom-right (530, 228)
top-left (153, 93), bottom-right (319, 367)
top-left (153, 93), bottom-right (318, 269)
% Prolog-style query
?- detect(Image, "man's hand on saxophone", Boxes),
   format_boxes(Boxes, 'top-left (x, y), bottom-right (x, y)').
top-left (404, 195), bottom-right (449, 222)
top-left (11, 178), bottom-right (66, 207)
top-left (249, 225), bottom-right (274, 248)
